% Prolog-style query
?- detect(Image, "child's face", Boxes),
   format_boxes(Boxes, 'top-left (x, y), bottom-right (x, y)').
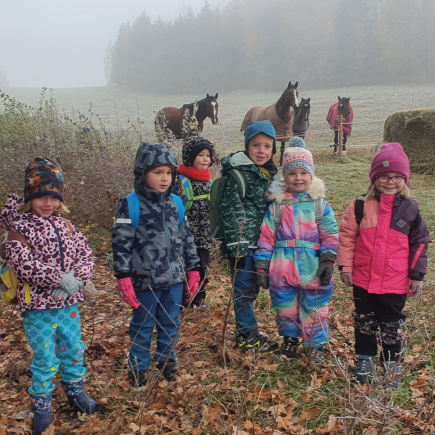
top-left (30, 195), bottom-right (60, 217)
top-left (286, 168), bottom-right (312, 193)
top-left (374, 171), bottom-right (405, 195)
top-left (248, 134), bottom-right (273, 166)
top-left (144, 165), bottom-right (173, 193)
top-left (193, 149), bottom-right (211, 171)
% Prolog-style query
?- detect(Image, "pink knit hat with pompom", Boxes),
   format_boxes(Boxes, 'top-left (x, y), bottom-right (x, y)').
top-left (369, 143), bottom-right (410, 183)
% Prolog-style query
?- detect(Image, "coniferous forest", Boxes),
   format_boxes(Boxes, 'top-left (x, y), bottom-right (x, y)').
top-left (108, 0), bottom-right (435, 94)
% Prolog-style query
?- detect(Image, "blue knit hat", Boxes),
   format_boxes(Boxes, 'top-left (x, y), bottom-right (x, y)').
top-left (282, 137), bottom-right (314, 179)
top-left (244, 120), bottom-right (276, 155)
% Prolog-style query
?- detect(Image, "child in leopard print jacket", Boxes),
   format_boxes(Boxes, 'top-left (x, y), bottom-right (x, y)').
top-left (0, 158), bottom-right (97, 435)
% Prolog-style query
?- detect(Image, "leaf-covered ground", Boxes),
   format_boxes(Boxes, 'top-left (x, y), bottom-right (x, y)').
top-left (1, 151), bottom-right (435, 435)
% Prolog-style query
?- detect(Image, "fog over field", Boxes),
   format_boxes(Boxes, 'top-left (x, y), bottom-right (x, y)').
top-left (1, 0), bottom-right (228, 88)
top-left (1, 0), bottom-right (434, 92)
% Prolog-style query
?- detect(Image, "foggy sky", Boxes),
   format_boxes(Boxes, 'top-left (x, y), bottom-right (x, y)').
top-left (1, 0), bottom-right (227, 88)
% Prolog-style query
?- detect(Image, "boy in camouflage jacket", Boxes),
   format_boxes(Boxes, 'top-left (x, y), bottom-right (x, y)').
top-left (112, 143), bottom-right (200, 388)
top-left (219, 120), bottom-right (279, 353)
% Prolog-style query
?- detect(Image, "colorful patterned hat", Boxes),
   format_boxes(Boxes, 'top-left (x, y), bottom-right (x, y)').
top-left (24, 157), bottom-right (64, 203)
top-left (282, 137), bottom-right (314, 179)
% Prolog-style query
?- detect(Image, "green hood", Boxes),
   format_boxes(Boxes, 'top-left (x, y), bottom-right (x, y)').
top-left (221, 152), bottom-right (262, 176)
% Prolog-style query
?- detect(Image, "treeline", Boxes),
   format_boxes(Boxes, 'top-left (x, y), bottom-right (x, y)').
top-left (109, 0), bottom-right (435, 94)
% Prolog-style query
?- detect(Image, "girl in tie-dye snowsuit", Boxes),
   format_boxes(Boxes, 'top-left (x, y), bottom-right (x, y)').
top-left (253, 138), bottom-right (338, 361)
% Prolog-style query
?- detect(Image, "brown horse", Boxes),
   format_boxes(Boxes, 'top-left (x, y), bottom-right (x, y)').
top-left (155, 94), bottom-right (218, 139)
top-left (292, 97), bottom-right (310, 137)
top-left (241, 81), bottom-right (299, 166)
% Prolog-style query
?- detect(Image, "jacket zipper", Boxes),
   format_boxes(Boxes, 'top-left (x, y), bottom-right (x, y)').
top-left (50, 218), bottom-right (65, 272)
top-left (161, 196), bottom-right (173, 275)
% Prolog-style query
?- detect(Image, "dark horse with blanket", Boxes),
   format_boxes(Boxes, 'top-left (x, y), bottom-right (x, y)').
top-left (155, 93), bottom-right (218, 139)
top-left (241, 81), bottom-right (299, 165)
top-left (327, 96), bottom-right (353, 155)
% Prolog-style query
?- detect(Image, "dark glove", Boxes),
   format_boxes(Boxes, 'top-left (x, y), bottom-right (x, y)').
top-left (255, 260), bottom-right (270, 289)
top-left (229, 256), bottom-right (245, 270)
top-left (316, 253), bottom-right (336, 286)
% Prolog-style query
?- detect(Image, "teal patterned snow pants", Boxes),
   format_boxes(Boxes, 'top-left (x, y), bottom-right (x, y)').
top-left (22, 304), bottom-right (86, 395)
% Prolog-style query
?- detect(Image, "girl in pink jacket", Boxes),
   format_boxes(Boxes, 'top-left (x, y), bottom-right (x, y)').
top-left (0, 158), bottom-right (96, 435)
top-left (337, 143), bottom-right (429, 388)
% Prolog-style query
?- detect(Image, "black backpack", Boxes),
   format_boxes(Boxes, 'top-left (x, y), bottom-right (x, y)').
top-left (354, 194), bottom-right (366, 226)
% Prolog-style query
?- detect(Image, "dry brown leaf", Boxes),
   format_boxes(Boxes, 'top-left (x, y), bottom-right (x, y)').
top-left (148, 395), bottom-right (167, 411)
top-left (232, 426), bottom-right (251, 435)
top-left (130, 422), bottom-right (140, 433)
top-left (253, 387), bottom-right (272, 401)
top-left (41, 423), bottom-right (55, 435)
top-left (300, 408), bottom-right (322, 421)
top-left (315, 415), bottom-right (341, 433)
top-left (412, 344), bottom-right (424, 353)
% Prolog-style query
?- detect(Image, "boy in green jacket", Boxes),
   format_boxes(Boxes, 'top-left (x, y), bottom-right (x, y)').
top-left (219, 120), bottom-right (279, 352)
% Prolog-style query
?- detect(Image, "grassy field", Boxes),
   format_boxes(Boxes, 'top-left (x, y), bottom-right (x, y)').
top-left (1, 85), bottom-right (435, 434)
top-left (4, 83), bottom-right (435, 154)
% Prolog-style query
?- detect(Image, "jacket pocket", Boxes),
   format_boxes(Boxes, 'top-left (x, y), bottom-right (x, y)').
top-left (384, 257), bottom-right (409, 290)
top-left (299, 249), bottom-right (319, 288)
top-left (353, 254), bottom-right (372, 284)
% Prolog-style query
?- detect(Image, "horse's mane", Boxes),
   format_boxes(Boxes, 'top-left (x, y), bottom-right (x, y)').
top-left (182, 97), bottom-right (207, 111)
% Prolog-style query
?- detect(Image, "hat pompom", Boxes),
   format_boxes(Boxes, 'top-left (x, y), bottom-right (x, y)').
top-left (288, 137), bottom-right (305, 149)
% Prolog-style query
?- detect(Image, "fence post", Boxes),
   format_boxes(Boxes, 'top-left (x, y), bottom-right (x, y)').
top-left (338, 115), bottom-right (343, 158)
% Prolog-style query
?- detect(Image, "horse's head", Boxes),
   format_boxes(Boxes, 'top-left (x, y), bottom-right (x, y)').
top-left (337, 96), bottom-right (351, 117)
top-left (206, 93), bottom-right (219, 124)
top-left (299, 97), bottom-right (310, 120)
top-left (285, 81), bottom-right (299, 109)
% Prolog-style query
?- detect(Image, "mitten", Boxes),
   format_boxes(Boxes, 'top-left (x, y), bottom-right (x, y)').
top-left (407, 280), bottom-right (423, 299)
top-left (316, 253), bottom-right (336, 286)
top-left (52, 287), bottom-right (70, 301)
top-left (340, 272), bottom-right (353, 287)
top-left (229, 256), bottom-right (245, 270)
top-left (255, 260), bottom-right (270, 289)
top-left (60, 271), bottom-right (84, 296)
top-left (185, 271), bottom-right (200, 303)
top-left (117, 277), bottom-right (140, 309)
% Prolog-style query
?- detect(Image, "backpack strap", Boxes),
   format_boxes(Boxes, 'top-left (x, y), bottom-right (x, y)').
top-left (354, 195), bottom-right (366, 226)
top-left (179, 175), bottom-right (211, 210)
top-left (273, 197), bottom-right (324, 237)
top-left (179, 175), bottom-right (194, 210)
top-left (313, 198), bottom-right (324, 225)
top-left (126, 191), bottom-right (140, 231)
top-left (170, 194), bottom-right (185, 226)
top-left (126, 191), bottom-right (184, 231)
top-left (273, 202), bottom-right (283, 236)
top-left (227, 169), bottom-right (247, 200)
top-left (60, 218), bottom-right (75, 235)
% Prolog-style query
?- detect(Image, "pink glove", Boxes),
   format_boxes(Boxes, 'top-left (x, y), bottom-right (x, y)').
top-left (117, 277), bottom-right (140, 309)
top-left (185, 271), bottom-right (200, 303)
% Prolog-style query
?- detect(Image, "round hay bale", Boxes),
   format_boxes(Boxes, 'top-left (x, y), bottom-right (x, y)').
top-left (383, 108), bottom-right (435, 173)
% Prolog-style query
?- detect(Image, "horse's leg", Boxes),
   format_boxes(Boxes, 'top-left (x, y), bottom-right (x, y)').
top-left (343, 133), bottom-right (348, 150)
top-left (280, 141), bottom-right (285, 166)
top-left (332, 130), bottom-right (339, 154)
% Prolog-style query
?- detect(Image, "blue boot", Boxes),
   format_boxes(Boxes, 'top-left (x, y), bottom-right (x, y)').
top-left (382, 361), bottom-right (401, 389)
top-left (62, 379), bottom-right (98, 414)
top-left (353, 355), bottom-right (375, 383)
top-left (30, 393), bottom-right (53, 435)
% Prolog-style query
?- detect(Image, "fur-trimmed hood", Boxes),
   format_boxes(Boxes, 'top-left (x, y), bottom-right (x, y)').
top-left (265, 176), bottom-right (326, 203)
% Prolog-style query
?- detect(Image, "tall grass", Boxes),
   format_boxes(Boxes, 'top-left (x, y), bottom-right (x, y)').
top-left (0, 88), bottom-right (144, 228)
